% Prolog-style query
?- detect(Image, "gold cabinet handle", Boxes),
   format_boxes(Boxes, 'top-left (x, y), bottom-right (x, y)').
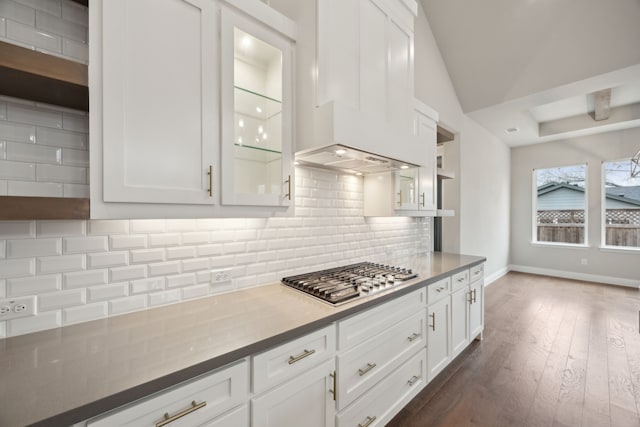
top-left (473, 270), bottom-right (482, 276)
top-left (472, 289), bottom-right (477, 303)
top-left (207, 165), bottom-right (213, 197)
top-left (407, 332), bottom-right (420, 342)
top-left (408, 375), bottom-right (420, 386)
top-left (420, 192), bottom-right (425, 207)
top-left (358, 362), bottom-right (377, 376)
top-left (429, 312), bottom-right (436, 331)
top-left (156, 400), bottom-right (206, 427)
top-left (358, 415), bottom-right (377, 427)
top-left (397, 190), bottom-right (402, 206)
top-left (329, 371), bottom-right (337, 401)
top-left (288, 348), bottom-right (315, 365)
top-left (457, 277), bottom-right (465, 282)
top-left (284, 175), bottom-right (291, 200)
top-left (436, 286), bottom-right (445, 293)
top-left (466, 291), bottom-right (473, 304)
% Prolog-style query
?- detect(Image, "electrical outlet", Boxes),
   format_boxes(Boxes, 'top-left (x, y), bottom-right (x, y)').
top-left (211, 268), bottom-right (232, 283)
top-left (0, 296), bottom-right (36, 320)
top-left (580, 258), bottom-right (588, 265)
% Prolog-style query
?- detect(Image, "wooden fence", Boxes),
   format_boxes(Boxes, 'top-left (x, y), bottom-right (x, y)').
top-left (537, 209), bottom-right (640, 246)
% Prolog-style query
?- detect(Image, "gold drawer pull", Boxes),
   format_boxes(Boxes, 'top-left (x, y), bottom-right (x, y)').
top-left (474, 270), bottom-right (482, 275)
top-left (408, 375), bottom-right (420, 386)
top-left (429, 312), bottom-right (436, 331)
top-left (206, 165), bottom-right (213, 197)
top-left (457, 277), bottom-right (465, 282)
top-left (288, 348), bottom-right (315, 364)
top-left (420, 192), bottom-right (425, 207)
top-left (285, 175), bottom-right (291, 200)
top-left (472, 289), bottom-right (477, 303)
top-left (329, 371), bottom-right (337, 401)
top-left (436, 286), bottom-right (446, 292)
top-left (407, 332), bottom-right (420, 342)
top-left (358, 362), bottom-right (377, 376)
top-left (156, 400), bottom-right (206, 427)
top-left (358, 415), bottom-right (377, 427)
top-left (467, 291), bottom-right (473, 303)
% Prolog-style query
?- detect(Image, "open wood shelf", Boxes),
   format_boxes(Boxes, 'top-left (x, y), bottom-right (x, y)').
top-left (0, 196), bottom-right (89, 220)
top-left (0, 40), bottom-right (88, 111)
top-left (437, 125), bottom-right (454, 144)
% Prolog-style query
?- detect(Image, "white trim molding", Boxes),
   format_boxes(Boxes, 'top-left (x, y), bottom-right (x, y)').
top-left (509, 264), bottom-right (640, 289)
top-left (484, 267), bottom-right (510, 287)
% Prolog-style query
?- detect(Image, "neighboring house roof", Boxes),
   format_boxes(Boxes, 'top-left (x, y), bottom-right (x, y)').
top-left (537, 183), bottom-right (640, 208)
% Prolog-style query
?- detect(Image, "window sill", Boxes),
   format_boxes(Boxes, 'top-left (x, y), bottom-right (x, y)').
top-left (599, 246), bottom-right (640, 254)
top-left (530, 241), bottom-right (589, 249)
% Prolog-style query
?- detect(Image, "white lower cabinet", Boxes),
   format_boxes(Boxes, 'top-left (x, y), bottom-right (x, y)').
top-left (427, 296), bottom-right (451, 381)
top-left (251, 358), bottom-right (336, 427)
top-left (469, 277), bottom-right (484, 339)
top-left (203, 405), bottom-right (249, 427)
top-left (450, 285), bottom-right (470, 357)
top-left (336, 350), bottom-right (426, 427)
top-left (86, 359), bottom-right (249, 427)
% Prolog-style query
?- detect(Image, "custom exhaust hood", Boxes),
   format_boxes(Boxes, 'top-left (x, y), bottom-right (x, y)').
top-left (295, 101), bottom-right (422, 174)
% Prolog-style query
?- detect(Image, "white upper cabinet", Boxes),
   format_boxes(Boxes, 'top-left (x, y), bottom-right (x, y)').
top-left (90, 0), bottom-right (295, 218)
top-left (99, 0), bottom-right (217, 206)
top-left (220, 5), bottom-right (294, 207)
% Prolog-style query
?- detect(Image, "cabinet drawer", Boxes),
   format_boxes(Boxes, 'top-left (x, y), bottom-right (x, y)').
top-left (337, 287), bottom-right (426, 350)
top-left (252, 324), bottom-right (336, 394)
top-left (203, 404), bottom-right (248, 427)
top-left (337, 310), bottom-right (425, 409)
top-left (427, 276), bottom-right (450, 303)
top-left (87, 359), bottom-right (249, 427)
top-left (451, 269), bottom-right (470, 292)
top-left (336, 349), bottom-right (426, 427)
top-left (470, 263), bottom-right (484, 282)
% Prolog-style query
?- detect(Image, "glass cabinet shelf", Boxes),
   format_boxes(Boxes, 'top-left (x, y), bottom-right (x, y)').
top-left (234, 85), bottom-right (281, 119)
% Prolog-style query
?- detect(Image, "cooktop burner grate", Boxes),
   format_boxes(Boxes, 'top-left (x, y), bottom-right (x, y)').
top-left (281, 262), bottom-right (417, 305)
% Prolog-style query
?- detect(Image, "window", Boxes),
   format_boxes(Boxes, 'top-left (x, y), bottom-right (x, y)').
top-left (533, 164), bottom-right (587, 245)
top-left (602, 159), bottom-right (640, 249)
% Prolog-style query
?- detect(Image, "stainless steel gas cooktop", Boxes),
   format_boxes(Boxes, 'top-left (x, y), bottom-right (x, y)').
top-left (281, 262), bottom-right (417, 305)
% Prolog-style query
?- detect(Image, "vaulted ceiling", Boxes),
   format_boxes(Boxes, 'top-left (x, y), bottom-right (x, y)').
top-left (421, 0), bottom-right (640, 146)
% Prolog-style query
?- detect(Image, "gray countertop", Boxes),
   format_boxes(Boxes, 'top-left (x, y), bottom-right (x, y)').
top-left (0, 252), bottom-right (484, 427)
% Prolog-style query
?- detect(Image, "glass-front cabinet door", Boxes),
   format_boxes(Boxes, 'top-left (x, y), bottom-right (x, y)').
top-left (395, 167), bottom-right (420, 210)
top-left (220, 6), bottom-right (294, 207)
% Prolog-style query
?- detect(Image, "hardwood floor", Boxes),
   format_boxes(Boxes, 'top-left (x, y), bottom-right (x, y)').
top-left (387, 272), bottom-right (640, 427)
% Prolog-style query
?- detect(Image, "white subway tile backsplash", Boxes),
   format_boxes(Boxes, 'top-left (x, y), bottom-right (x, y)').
top-left (0, 221), bottom-right (35, 239)
top-left (208, 255), bottom-right (235, 269)
top-left (8, 310), bottom-right (60, 336)
top-left (7, 100), bottom-right (62, 129)
top-left (35, 9), bottom-right (85, 41)
top-left (148, 261), bottom-right (180, 277)
top-left (87, 283), bottom-right (128, 302)
top-left (38, 288), bottom-right (84, 311)
top-left (148, 233), bottom-right (181, 248)
top-left (109, 295), bottom-right (147, 316)
top-left (148, 289), bottom-right (181, 307)
top-left (6, 141), bottom-right (60, 164)
top-left (130, 278), bottom-right (165, 295)
top-left (37, 254), bottom-right (84, 274)
top-left (0, 119), bottom-right (36, 143)
top-left (181, 258), bottom-right (209, 273)
top-left (36, 220), bottom-right (85, 237)
top-left (8, 180), bottom-right (63, 197)
top-left (166, 273), bottom-right (196, 289)
top-left (130, 248), bottom-right (165, 264)
top-left (166, 246), bottom-right (196, 260)
top-left (0, 159), bottom-right (35, 180)
top-left (0, 240), bottom-right (5, 258)
top-left (181, 284), bottom-right (210, 300)
top-left (61, 112), bottom-right (88, 131)
top-left (60, 147), bottom-right (88, 166)
top-left (181, 232), bottom-right (210, 245)
top-left (62, 183), bottom-right (88, 197)
top-left (14, 0), bottom-right (62, 17)
top-left (88, 220), bottom-right (129, 235)
top-left (165, 219), bottom-right (196, 232)
top-left (210, 230), bottom-right (235, 242)
top-left (61, 1), bottom-right (86, 24)
top-left (60, 33), bottom-right (87, 62)
top-left (63, 236), bottom-right (108, 254)
top-left (0, 141), bottom-right (5, 159)
top-left (62, 303), bottom-right (107, 325)
top-left (130, 219), bottom-right (165, 234)
top-left (63, 269), bottom-right (107, 289)
top-left (86, 251), bottom-right (128, 269)
top-left (110, 265), bottom-right (146, 282)
top-left (35, 126), bottom-right (85, 149)
top-left (36, 163), bottom-right (85, 183)
top-left (0, 257), bottom-right (35, 278)
top-left (109, 234), bottom-right (147, 250)
top-left (0, 1), bottom-right (35, 25)
top-left (223, 242), bottom-right (246, 254)
top-left (6, 274), bottom-right (59, 296)
top-left (0, 18), bottom-right (3, 38)
top-left (196, 243), bottom-right (222, 257)
top-left (0, 180), bottom-right (7, 195)
top-left (7, 237), bottom-right (60, 257)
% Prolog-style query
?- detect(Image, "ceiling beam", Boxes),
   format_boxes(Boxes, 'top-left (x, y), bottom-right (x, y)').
top-left (592, 88), bottom-right (612, 121)
top-left (539, 102), bottom-right (640, 137)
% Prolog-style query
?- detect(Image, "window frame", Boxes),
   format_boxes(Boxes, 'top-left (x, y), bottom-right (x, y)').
top-left (531, 163), bottom-right (589, 248)
top-left (600, 159), bottom-right (640, 252)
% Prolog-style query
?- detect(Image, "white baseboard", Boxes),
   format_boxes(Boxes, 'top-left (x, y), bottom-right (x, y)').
top-left (509, 264), bottom-right (640, 289)
top-left (484, 266), bottom-right (509, 287)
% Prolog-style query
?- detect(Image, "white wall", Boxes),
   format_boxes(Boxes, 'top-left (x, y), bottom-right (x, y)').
top-left (510, 127), bottom-right (640, 286)
top-left (414, 3), bottom-right (511, 281)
